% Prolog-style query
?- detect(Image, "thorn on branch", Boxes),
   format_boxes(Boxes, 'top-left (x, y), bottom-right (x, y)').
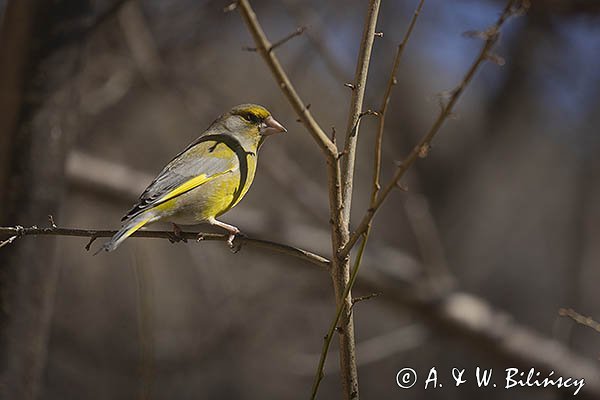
top-left (511, 0), bottom-right (531, 16)
top-left (351, 292), bottom-right (382, 307)
top-left (485, 52), bottom-right (505, 66)
top-left (331, 126), bottom-right (337, 143)
top-left (268, 26), bottom-right (306, 53)
top-left (462, 27), bottom-right (498, 41)
top-left (85, 235), bottom-right (98, 251)
top-left (462, 30), bottom-right (487, 40)
top-left (344, 83), bottom-right (355, 90)
top-left (418, 143), bottom-right (431, 158)
top-left (243, 26), bottom-right (306, 53)
top-left (394, 181), bottom-right (409, 192)
top-left (374, 32), bottom-right (384, 38)
top-left (434, 89), bottom-right (454, 110)
top-left (358, 109), bottom-right (380, 119)
top-left (0, 235), bottom-right (18, 249)
top-left (48, 215), bottom-right (57, 229)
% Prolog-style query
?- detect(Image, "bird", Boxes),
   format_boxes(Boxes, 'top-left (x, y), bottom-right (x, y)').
top-left (96, 104), bottom-right (286, 253)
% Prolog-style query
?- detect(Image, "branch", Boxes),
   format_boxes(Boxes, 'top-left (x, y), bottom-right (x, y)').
top-left (371, 0), bottom-right (425, 205)
top-left (559, 308), bottom-right (600, 334)
top-left (236, 0), bottom-right (337, 159)
top-left (342, 0), bottom-right (525, 257)
top-left (340, 0), bottom-right (381, 221)
top-left (0, 224), bottom-right (330, 270)
top-left (310, 232), bottom-right (370, 400)
top-left (243, 26), bottom-right (306, 53)
top-left (316, 1), bottom-right (382, 398)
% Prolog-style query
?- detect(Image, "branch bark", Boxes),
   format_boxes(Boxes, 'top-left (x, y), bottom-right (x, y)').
top-left (0, 225), bottom-right (330, 270)
top-left (371, 0), bottom-right (425, 205)
top-left (322, 2), bottom-right (381, 398)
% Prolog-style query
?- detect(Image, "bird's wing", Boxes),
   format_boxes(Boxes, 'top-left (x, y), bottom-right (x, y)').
top-left (122, 134), bottom-right (251, 221)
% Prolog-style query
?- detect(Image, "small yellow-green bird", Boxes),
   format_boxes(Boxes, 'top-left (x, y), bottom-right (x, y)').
top-left (97, 104), bottom-right (286, 253)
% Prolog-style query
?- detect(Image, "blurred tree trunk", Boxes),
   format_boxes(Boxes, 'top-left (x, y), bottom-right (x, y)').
top-left (0, 1), bottom-right (116, 398)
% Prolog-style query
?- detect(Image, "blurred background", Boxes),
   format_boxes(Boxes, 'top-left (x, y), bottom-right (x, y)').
top-left (1, 0), bottom-right (600, 399)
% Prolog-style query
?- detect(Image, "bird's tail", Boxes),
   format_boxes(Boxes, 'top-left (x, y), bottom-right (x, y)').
top-left (95, 213), bottom-right (154, 254)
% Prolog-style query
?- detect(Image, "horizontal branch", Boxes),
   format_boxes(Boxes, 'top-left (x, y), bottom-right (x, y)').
top-left (0, 224), bottom-right (330, 270)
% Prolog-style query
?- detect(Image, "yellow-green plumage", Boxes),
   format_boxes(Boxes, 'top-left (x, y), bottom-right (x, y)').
top-left (97, 104), bottom-right (285, 253)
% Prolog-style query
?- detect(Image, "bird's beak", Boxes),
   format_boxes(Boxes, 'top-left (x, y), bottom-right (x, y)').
top-left (260, 116), bottom-right (287, 136)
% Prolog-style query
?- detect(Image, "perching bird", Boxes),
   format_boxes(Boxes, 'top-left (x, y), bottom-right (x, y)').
top-left (97, 104), bottom-right (286, 253)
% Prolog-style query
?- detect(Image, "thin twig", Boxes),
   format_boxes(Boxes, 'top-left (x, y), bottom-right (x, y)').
top-left (351, 292), bottom-right (382, 307)
top-left (559, 308), bottom-right (600, 334)
top-left (310, 231), bottom-right (370, 400)
top-left (341, 0), bottom-right (524, 257)
top-left (340, 0), bottom-right (381, 228)
top-left (0, 235), bottom-right (18, 249)
top-left (0, 225), bottom-right (330, 270)
top-left (244, 26), bottom-right (306, 53)
top-left (236, 0), bottom-right (337, 158)
top-left (371, 0), bottom-right (425, 205)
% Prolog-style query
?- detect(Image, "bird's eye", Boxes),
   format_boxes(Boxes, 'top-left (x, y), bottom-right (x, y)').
top-left (243, 113), bottom-right (260, 124)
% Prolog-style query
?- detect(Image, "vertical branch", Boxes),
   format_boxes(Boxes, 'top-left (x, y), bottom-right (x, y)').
top-left (328, 2), bottom-right (381, 399)
top-left (371, 0), bottom-right (425, 205)
top-left (340, 0), bottom-right (381, 223)
top-left (310, 231), bottom-right (370, 400)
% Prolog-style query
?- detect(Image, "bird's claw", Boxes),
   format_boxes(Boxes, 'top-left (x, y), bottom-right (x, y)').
top-left (168, 223), bottom-right (187, 244)
top-left (228, 232), bottom-right (245, 253)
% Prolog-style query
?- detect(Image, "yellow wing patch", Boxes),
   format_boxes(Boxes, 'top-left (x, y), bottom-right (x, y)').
top-left (124, 217), bottom-right (151, 238)
top-left (157, 173), bottom-right (209, 203)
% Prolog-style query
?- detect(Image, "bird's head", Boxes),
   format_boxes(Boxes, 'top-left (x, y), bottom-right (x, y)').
top-left (223, 104), bottom-right (287, 139)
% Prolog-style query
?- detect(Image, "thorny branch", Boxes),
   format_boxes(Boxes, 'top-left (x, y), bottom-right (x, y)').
top-left (0, 223), bottom-right (330, 270)
top-left (371, 0), bottom-right (425, 205)
top-left (341, 0), bottom-right (526, 257)
top-left (310, 232), bottom-right (370, 400)
top-left (243, 26), bottom-right (307, 53)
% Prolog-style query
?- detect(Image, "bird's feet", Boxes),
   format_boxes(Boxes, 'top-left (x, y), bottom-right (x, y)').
top-left (167, 223), bottom-right (187, 243)
top-left (228, 231), bottom-right (246, 254)
top-left (207, 217), bottom-right (243, 253)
